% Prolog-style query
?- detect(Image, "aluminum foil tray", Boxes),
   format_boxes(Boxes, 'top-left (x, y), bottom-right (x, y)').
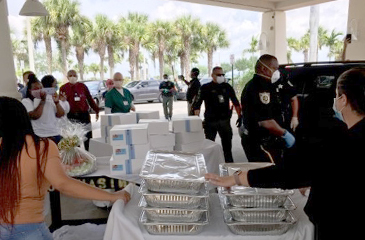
top-left (140, 151), bottom-right (207, 194)
top-left (140, 210), bottom-right (208, 235)
top-left (224, 211), bottom-right (297, 236)
top-left (219, 191), bottom-right (293, 208)
top-left (140, 206), bottom-right (208, 223)
top-left (221, 196), bottom-right (296, 222)
top-left (219, 163), bottom-right (294, 208)
top-left (139, 193), bottom-right (209, 209)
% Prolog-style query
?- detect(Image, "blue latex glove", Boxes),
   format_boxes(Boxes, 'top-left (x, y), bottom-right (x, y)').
top-left (282, 130), bottom-right (295, 148)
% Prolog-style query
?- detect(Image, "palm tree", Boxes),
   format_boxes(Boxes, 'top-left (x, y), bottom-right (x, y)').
top-left (165, 35), bottom-right (182, 77)
top-left (175, 15), bottom-right (202, 80)
top-left (70, 15), bottom-right (92, 81)
top-left (243, 36), bottom-right (259, 58)
top-left (149, 20), bottom-right (172, 79)
top-left (31, 16), bottom-right (54, 74)
top-left (201, 22), bottom-right (229, 74)
top-left (106, 21), bottom-right (125, 79)
top-left (325, 29), bottom-right (343, 61)
top-left (89, 14), bottom-right (113, 80)
top-left (89, 63), bottom-right (99, 79)
top-left (44, 0), bottom-right (81, 79)
top-left (119, 13), bottom-right (149, 80)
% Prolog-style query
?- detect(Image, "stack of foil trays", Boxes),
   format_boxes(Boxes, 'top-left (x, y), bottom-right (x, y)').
top-left (218, 163), bottom-right (297, 236)
top-left (139, 150), bottom-right (209, 235)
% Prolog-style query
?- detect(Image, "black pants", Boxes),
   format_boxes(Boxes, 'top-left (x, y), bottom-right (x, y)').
top-left (67, 112), bottom-right (92, 151)
top-left (204, 119), bottom-right (233, 163)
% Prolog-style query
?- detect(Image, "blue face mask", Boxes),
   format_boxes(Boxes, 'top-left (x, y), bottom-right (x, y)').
top-left (333, 97), bottom-right (344, 122)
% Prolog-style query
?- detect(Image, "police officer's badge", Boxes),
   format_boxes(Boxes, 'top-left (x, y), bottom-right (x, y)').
top-left (259, 92), bottom-right (270, 104)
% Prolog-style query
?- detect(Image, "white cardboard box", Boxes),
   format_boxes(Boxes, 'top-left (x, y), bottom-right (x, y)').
top-left (110, 156), bottom-right (144, 175)
top-left (112, 143), bottom-right (150, 161)
top-left (136, 111), bottom-right (160, 122)
top-left (174, 140), bottom-right (204, 153)
top-left (100, 112), bottom-right (137, 127)
top-left (109, 124), bottom-right (148, 146)
top-left (89, 138), bottom-right (113, 157)
top-left (100, 126), bottom-right (113, 143)
top-left (175, 131), bottom-right (205, 145)
top-left (172, 116), bottom-right (203, 133)
top-left (149, 133), bottom-right (175, 148)
top-left (138, 119), bottom-right (169, 135)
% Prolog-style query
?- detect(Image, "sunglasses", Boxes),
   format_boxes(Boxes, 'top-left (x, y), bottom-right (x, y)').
top-left (216, 74), bottom-right (225, 77)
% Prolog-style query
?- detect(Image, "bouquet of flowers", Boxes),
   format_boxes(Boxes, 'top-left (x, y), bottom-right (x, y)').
top-left (58, 119), bottom-right (97, 177)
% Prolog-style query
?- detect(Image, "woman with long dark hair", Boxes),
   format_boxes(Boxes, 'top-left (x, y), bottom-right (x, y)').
top-left (206, 68), bottom-right (365, 239)
top-left (0, 97), bottom-right (130, 239)
top-left (21, 74), bottom-right (69, 144)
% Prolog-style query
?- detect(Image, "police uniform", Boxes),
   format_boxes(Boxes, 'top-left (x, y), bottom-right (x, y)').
top-left (193, 81), bottom-right (240, 163)
top-left (241, 74), bottom-right (285, 163)
top-left (273, 78), bottom-right (297, 130)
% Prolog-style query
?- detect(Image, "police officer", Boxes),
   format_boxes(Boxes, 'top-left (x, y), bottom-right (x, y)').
top-left (240, 54), bottom-right (295, 163)
top-left (193, 66), bottom-right (242, 163)
top-left (273, 75), bottom-right (299, 131)
top-left (181, 68), bottom-right (201, 116)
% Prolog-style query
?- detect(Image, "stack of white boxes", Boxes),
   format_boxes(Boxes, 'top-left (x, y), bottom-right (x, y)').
top-left (109, 124), bottom-right (149, 176)
top-left (100, 113), bottom-right (138, 143)
top-left (139, 119), bottom-right (175, 151)
top-left (173, 116), bottom-right (205, 152)
top-left (136, 111), bottom-right (160, 122)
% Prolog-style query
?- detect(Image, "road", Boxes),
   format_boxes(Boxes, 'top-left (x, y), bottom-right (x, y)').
top-left (90, 100), bottom-right (248, 162)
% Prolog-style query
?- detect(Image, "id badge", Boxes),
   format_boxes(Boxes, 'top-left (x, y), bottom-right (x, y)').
top-left (218, 95), bottom-right (225, 103)
top-left (123, 101), bottom-right (129, 106)
top-left (74, 97), bottom-right (81, 102)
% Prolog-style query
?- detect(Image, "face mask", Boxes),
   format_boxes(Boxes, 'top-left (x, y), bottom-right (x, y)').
top-left (259, 59), bottom-right (280, 83)
top-left (114, 81), bottom-right (123, 89)
top-left (69, 77), bottom-right (78, 84)
top-left (31, 89), bottom-right (42, 99)
top-left (271, 70), bottom-right (281, 84)
top-left (216, 76), bottom-right (225, 84)
top-left (333, 97), bottom-right (345, 122)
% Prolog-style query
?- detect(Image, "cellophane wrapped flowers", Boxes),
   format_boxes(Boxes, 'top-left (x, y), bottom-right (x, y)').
top-left (58, 119), bottom-right (97, 176)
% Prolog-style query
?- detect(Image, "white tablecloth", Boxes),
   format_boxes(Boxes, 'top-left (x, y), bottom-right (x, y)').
top-left (87, 139), bottom-right (225, 183)
top-left (104, 184), bottom-right (314, 240)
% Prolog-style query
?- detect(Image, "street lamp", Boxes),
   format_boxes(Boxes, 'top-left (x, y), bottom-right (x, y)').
top-left (19, 0), bottom-right (49, 72)
top-left (19, 0), bottom-right (49, 16)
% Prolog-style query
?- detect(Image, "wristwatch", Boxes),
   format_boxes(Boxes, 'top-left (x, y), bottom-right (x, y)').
top-left (233, 170), bottom-right (243, 186)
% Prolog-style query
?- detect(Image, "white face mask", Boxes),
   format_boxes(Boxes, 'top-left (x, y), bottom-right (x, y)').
top-left (216, 76), bottom-right (225, 84)
top-left (114, 81), bottom-right (123, 89)
top-left (271, 70), bottom-right (281, 84)
top-left (333, 96), bottom-right (345, 122)
top-left (69, 76), bottom-right (78, 84)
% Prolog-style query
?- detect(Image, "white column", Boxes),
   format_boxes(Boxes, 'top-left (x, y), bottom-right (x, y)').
top-left (0, 0), bottom-right (21, 99)
top-left (346, 0), bottom-right (365, 60)
top-left (260, 11), bottom-right (287, 64)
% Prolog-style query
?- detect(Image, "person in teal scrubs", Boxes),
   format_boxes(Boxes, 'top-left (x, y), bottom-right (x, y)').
top-left (105, 72), bottom-right (136, 114)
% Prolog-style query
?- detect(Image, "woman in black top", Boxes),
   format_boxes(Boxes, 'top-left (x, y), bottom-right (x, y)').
top-left (206, 67), bottom-right (365, 240)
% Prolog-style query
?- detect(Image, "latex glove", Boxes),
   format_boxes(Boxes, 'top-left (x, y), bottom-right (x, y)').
top-left (236, 116), bottom-right (242, 128)
top-left (282, 130), bottom-right (295, 148)
top-left (290, 117), bottom-right (299, 131)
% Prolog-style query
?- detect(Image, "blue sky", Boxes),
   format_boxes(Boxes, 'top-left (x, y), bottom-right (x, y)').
top-left (7, 0), bottom-right (349, 79)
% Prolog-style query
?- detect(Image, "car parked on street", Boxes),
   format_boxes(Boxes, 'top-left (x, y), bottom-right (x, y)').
top-left (82, 80), bottom-right (107, 109)
top-left (124, 80), bottom-right (163, 103)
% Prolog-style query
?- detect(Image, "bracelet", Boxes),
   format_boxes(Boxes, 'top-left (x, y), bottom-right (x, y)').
top-left (233, 170), bottom-right (243, 185)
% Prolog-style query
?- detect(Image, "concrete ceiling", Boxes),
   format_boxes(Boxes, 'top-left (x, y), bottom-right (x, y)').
top-left (172, 0), bottom-right (337, 12)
